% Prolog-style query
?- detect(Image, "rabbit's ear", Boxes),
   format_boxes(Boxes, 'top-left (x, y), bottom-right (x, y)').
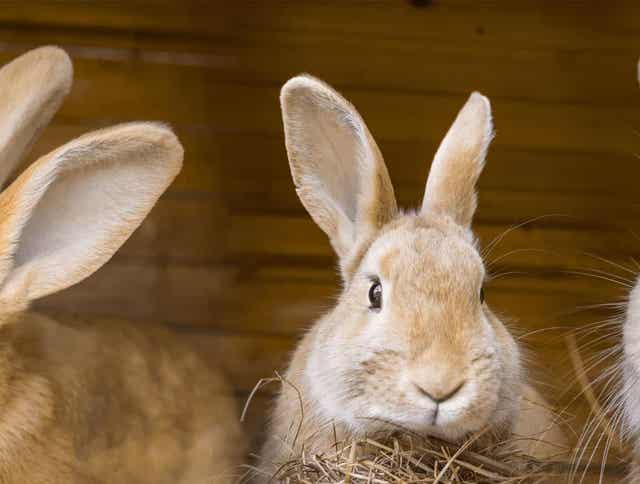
top-left (281, 75), bottom-right (397, 260)
top-left (421, 93), bottom-right (493, 227)
top-left (0, 122), bottom-right (182, 307)
top-left (0, 46), bottom-right (73, 188)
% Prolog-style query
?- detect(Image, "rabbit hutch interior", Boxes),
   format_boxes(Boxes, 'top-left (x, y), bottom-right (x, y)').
top-left (0, 1), bottom-right (639, 482)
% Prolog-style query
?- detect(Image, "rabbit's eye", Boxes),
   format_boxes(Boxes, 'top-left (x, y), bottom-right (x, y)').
top-left (368, 280), bottom-right (382, 311)
top-left (480, 287), bottom-right (485, 303)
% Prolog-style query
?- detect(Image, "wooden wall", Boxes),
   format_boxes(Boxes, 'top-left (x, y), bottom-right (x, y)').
top-left (2, 0), bottom-right (640, 464)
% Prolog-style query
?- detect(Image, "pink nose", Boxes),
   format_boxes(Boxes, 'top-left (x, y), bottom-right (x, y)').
top-left (413, 379), bottom-right (465, 403)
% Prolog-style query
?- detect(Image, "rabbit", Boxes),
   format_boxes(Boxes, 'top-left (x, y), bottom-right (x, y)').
top-left (258, 74), bottom-right (566, 477)
top-left (0, 46), bottom-right (244, 483)
top-left (621, 278), bottom-right (640, 480)
top-left (619, 59), bottom-right (640, 482)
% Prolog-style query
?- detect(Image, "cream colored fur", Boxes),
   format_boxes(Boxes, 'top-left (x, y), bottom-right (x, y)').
top-left (620, 59), bottom-right (640, 483)
top-left (260, 75), bottom-right (566, 477)
top-left (0, 47), bottom-right (244, 482)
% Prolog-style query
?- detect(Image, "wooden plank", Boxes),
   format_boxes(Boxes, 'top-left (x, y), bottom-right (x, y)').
top-left (0, 1), bottom-right (637, 52)
top-left (0, 48), bottom-right (633, 155)
top-left (53, 75), bottom-right (640, 156)
top-left (116, 201), bottom-right (640, 270)
top-left (224, 214), bottom-right (640, 264)
top-left (0, 25), bottom-right (637, 107)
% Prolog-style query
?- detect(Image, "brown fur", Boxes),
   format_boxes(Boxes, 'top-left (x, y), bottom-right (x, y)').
top-left (0, 314), bottom-right (243, 484)
top-left (0, 47), bottom-right (245, 483)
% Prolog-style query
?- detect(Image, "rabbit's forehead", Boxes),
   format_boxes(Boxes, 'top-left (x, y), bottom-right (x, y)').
top-left (363, 222), bottom-right (484, 284)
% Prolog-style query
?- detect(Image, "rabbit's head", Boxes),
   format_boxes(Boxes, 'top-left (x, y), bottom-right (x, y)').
top-left (282, 76), bottom-right (521, 442)
top-left (0, 47), bottom-right (182, 314)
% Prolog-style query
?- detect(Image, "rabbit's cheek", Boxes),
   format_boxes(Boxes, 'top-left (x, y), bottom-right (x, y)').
top-left (623, 279), bottom-right (640, 436)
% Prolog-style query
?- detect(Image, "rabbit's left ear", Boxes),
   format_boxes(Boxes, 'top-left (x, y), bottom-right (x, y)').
top-left (0, 46), bottom-right (73, 188)
top-left (0, 122), bottom-right (182, 306)
top-left (281, 75), bottom-right (397, 261)
top-left (421, 93), bottom-right (493, 227)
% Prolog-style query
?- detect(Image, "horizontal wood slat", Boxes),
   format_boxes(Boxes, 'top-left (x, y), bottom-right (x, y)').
top-left (0, 26), bottom-right (637, 107)
top-left (0, 1), bottom-right (637, 52)
top-left (0, 50), bottom-right (630, 157)
top-left (114, 202), bottom-right (640, 268)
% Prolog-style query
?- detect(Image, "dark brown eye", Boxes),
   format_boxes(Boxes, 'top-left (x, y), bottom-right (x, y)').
top-left (480, 287), bottom-right (485, 303)
top-left (369, 280), bottom-right (382, 310)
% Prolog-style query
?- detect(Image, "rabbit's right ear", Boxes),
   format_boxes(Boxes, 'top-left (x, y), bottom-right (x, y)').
top-left (281, 75), bottom-right (397, 262)
top-left (0, 123), bottom-right (182, 310)
top-left (0, 46), bottom-right (72, 188)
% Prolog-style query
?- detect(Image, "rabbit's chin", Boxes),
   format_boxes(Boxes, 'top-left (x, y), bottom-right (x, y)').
top-left (331, 398), bottom-right (495, 444)
top-left (389, 410), bottom-right (490, 442)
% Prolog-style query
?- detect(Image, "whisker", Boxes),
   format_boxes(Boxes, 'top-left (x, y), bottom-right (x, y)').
top-left (581, 251), bottom-right (639, 276)
top-left (564, 270), bottom-right (633, 288)
top-left (580, 267), bottom-right (635, 285)
top-left (487, 248), bottom-right (547, 267)
top-left (517, 326), bottom-right (569, 340)
top-left (481, 213), bottom-right (569, 260)
top-left (486, 271), bottom-right (529, 281)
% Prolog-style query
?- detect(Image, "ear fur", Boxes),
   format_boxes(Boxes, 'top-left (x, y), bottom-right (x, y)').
top-left (281, 75), bottom-right (397, 262)
top-left (421, 92), bottom-right (493, 227)
top-left (0, 122), bottom-right (182, 306)
top-left (0, 46), bottom-right (73, 188)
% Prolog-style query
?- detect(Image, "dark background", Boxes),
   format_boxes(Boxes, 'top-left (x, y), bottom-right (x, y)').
top-left (3, 0), bottom-right (640, 462)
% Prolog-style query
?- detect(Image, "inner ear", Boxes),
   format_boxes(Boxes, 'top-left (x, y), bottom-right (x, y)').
top-left (303, 104), bottom-right (363, 223)
top-left (281, 75), bottom-right (397, 261)
top-left (15, 158), bottom-right (151, 269)
top-left (421, 92), bottom-right (493, 227)
top-left (0, 123), bottom-right (181, 303)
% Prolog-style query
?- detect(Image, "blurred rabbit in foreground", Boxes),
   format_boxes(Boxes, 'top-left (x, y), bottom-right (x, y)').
top-left (617, 58), bottom-right (640, 484)
top-left (0, 46), bottom-right (243, 483)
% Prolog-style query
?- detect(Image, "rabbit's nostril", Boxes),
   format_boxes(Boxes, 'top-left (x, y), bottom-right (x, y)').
top-left (414, 380), bottom-right (465, 404)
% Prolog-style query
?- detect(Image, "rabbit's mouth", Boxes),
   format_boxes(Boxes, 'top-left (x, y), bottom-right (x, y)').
top-left (360, 397), bottom-right (490, 443)
top-left (422, 410), bottom-right (485, 441)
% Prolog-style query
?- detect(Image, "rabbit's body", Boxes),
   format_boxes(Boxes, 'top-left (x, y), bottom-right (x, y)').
top-left (0, 46), bottom-right (244, 482)
top-left (0, 313), bottom-right (242, 484)
top-left (259, 75), bottom-right (565, 476)
top-left (615, 61), bottom-right (640, 481)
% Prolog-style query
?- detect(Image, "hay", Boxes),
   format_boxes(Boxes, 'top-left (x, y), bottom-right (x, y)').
top-left (243, 373), bottom-right (570, 483)
top-left (259, 432), bottom-right (560, 483)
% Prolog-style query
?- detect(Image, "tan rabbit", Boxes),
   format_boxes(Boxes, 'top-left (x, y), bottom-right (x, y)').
top-left (618, 59), bottom-right (640, 482)
top-left (259, 75), bottom-right (565, 476)
top-left (0, 46), bottom-right (244, 483)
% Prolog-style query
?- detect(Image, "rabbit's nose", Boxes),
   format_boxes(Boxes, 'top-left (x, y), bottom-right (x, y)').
top-left (413, 379), bottom-right (465, 404)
